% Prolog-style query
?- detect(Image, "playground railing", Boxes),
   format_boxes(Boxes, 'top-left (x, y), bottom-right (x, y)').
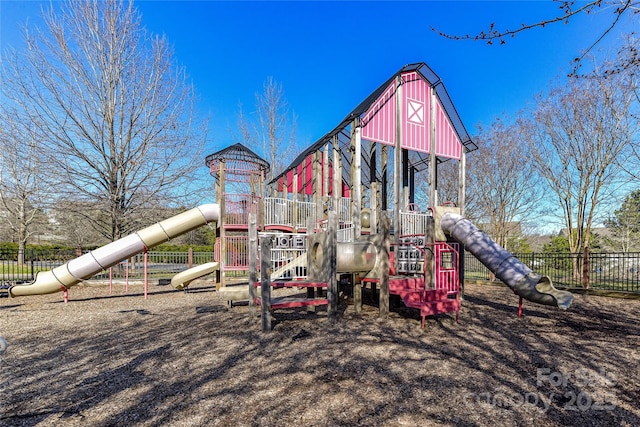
top-left (327, 197), bottom-right (352, 223)
top-left (295, 201), bottom-right (315, 229)
top-left (223, 193), bottom-right (260, 228)
top-left (338, 223), bottom-right (355, 242)
top-left (269, 248), bottom-right (308, 280)
top-left (263, 196), bottom-right (352, 230)
top-left (264, 197), bottom-right (294, 229)
top-left (400, 210), bottom-right (432, 236)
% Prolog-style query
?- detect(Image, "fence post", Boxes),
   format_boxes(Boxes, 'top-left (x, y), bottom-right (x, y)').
top-left (188, 247), bottom-right (193, 269)
top-left (30, 248), bottom-right (35, 282)
top-left (582, 246), bottom-right (590, 289)
top-left (144, 248), bottom-right (149, 300)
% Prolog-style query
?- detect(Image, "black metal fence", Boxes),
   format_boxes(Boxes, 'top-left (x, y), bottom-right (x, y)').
top-left (0, 249), bottom-right (216, 286)
top-left (465, 251), bottom-right (640, 293)
top-left (0, 249), bottom-right (78, 284)
top-left (3, 248), bottom-right (640, 294)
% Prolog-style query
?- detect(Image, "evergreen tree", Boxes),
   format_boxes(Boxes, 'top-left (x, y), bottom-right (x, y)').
top-left (604, 189), bottom-right (640, 252)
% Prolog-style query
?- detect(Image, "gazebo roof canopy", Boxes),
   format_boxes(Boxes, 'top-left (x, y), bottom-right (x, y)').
top-left (205, 143), bottom-right (270, 181)
top-left (270, 62), bottom-right (477, 188)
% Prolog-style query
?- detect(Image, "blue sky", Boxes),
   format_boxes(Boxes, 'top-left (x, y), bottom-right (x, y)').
top-left (2, 0), bottom-right (635, 156)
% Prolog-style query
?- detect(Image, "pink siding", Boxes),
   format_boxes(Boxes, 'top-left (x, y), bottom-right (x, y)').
top-left (434, 98), bottom-right (462, 160)
top-left (360, 71), bottom-right (462, 161)
top-left (361, 82), bottom-right (396, 146)
top-left (401, 71), bottom-right (430, 154)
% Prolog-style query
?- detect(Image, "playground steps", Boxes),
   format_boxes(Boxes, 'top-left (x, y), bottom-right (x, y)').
top-left (388, 275), bottom-right (460, 328)
top-left (253, 280), bottom-right (329, 310)
top-left (400, 289), bottom-right (460, 328)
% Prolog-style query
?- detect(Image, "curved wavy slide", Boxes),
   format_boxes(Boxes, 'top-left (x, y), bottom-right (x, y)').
top-left (9, 204), bottom-right (220, 297)
top-left (441, 213), bottom-right (573, 310)
top-left (171, 262), bottom-right (219, 290)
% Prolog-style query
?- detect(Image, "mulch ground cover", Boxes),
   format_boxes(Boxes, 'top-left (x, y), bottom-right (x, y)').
top-left (1, 281), bottom-right (638, 426)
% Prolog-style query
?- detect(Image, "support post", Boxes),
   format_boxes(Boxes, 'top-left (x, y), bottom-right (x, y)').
top-left (458, 151), bottom-right (466, 215)
top-left (409, 165), bottom-right (415, 205)
top-left (370, 141), bottom-right (378, 233)
top-left (370, 182), bottom-right (378, 234)
top-left (518, 297), bottom-right (523, 317)
top-left (313, 150), bottom-right (323, 223)
top-left (144, 248), bottom-right (149, 300)
top-left (307, 216), bottom-right (316, 312)
top-left (354, 274), bottom-right (362, 315)
top-left (426, 217), bottom-right (435, 289)
top-left (381, 145), bottom-right (388, 211)
top-left (393, 76), bottom-right (403, 273)
top-left (248, 213), bottom-right (258, 318)
top-left (379, 212), bottom-right (390, 318)
top-left (458, 140), bottom-right (467, 298)
top-left (302, 153), bottom-right (308, 201)
top-left (429, 86), bottom-right (437, 208)
top-left (327, 210), bottom-right (338, 320)
top-left (258, 169), bottom-right (265, 228)
top-left (323, 143), bottom-right (330, 212)
top-left (292, 171), bottom-right (299, 231)
top-left (218, 160), bottom-right (227, 288)
top-left (402, 148), bottom-right (409, 208)
top-left (352, 119), bottom-right (362, 237)
top-left (332, 143), bottom-right (341, 222)
top-left (260, 238), bottom-right (273, 332)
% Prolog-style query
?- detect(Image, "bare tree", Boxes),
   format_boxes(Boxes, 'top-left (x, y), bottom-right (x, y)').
top-left (466, 119), bottom-right (542, 250)
top-left (49, 200), bottom-right (110, 248)
top-left (433, 0), bottom-right (640, 75)
top-left (614, 34), bottom-right (640, 178)
top-left (0, 110), bottom-right (51, 263)
top-left (414, 159), bottom-right (463, 209)
top-left (523, 75), bottom-right (637, 283)
top-left (255, 77), bottom-right (298, 189)
top-left (1, 0), bottom-right (206, 242)
top-left (235, 101), bottom-right (254, 148)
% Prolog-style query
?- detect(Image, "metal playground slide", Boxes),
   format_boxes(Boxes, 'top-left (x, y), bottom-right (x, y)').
top-left (440, 213), bottom-right (574, 310)
top-left (9, 204), bottom-right (220, 297)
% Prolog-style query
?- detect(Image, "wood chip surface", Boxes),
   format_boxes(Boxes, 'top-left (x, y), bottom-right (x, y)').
top-left (1, 281), bottom-right (638, 426)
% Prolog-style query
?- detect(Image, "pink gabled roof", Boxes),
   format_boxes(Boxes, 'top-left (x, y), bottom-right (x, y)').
top-left (270, 62), bottom-right (477, 187)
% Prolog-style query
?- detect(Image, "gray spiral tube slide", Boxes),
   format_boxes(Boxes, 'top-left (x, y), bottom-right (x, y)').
top-left (9, 204), bottom-right (220, 297)
top-left (440, 213), bottom-right (573, 309)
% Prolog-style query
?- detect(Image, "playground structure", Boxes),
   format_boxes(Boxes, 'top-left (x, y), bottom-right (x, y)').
top-left (203, 63), bottom-right (573, 329)
top-left (8, 62), bottom-right (574, 329)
